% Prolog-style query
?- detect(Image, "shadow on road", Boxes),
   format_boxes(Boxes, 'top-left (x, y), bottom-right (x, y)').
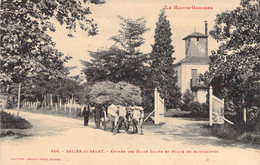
top-left (149, 117), bottom-right (260, 150)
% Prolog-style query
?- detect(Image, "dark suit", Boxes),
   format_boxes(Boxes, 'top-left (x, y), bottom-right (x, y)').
top-left (82, 105), bottom-right (90, 126)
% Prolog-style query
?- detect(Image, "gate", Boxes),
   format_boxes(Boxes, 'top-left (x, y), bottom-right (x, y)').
top-left (154, 88), bottom-right (165, 124)
top-left (209, 86), bottom-right (234, 126)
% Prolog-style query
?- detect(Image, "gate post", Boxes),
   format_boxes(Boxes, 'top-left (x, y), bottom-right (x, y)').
top-left (154, 88), bottom-right (159, 124)
top-left (209, 86), bottom-right (213, 126)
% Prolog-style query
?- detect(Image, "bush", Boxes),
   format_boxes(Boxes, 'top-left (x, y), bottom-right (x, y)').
top-left (0, 111), bottom-right (32, 129)
top-left (211, 123), bottom-right (242, 140)
top-left (211, 111), bottom-right (260, 145)
top-left (237, 133), bottom-right (260, 145)
top-left (179, 103), bottom-right (188, 111)
top-left (5, 100), bottom-right (16, 109)
top-left (182, 89), bottom-right (194, 104)
top-left (180, 89), bottom-right (194, 111)
top-left (247, 106), bottom-right (260, 123)
top-left (188, 102), bottom-right (208, 117)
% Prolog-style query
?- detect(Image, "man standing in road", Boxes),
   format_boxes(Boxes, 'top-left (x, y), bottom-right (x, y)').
top-left (82, 104), bottom-right (90, 126)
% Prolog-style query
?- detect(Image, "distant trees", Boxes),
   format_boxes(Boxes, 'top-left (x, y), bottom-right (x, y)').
top-left (5, 73), bottom-right (85, 108)
top-left (204, 0), bottom-right (260, 121)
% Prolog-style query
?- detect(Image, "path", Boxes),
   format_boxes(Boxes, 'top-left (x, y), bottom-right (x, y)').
top-left (0, 110), bottom-right (259, 165)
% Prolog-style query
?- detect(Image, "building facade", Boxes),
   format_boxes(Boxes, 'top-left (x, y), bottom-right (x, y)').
top-left (174, 21), bottom-right (210, 103)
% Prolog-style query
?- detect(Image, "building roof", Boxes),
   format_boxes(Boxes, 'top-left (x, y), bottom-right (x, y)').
top-left (183, 32), bottom-right (208, 40)
top-left (174, 56), bottom-right (210, 66)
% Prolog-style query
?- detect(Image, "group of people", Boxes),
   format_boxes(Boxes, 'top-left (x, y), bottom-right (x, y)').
top-left (80, 103), bottom-right (144, 135)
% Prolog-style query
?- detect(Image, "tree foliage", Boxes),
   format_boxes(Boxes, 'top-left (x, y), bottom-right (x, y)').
top-left (110, 16), bottom-right (149, 54)
top-left (0, 0), bottom-right (104, 85)
top-left (182, 89), bottom-right (194, 105)
top-left (148, 9), bottom-right (181, 108)
top-left (82, 16), bottom-right (149, 87)
top-left (204, 0), bottom-right (260, 118)
top-left (82, 46), bottom-right (149, 86)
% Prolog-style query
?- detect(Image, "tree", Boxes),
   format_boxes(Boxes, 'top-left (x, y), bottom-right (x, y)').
top-left (110, 16), bottom-right (149, 55)
top-left (82, 16), bottom-right (149, 87)
top-left (0, 0), bottom-right (104, 85)
top-left (0, 0), bottom-right (104, 113)
top-left (182, 89), bottom-right (194, 105)
top-left (148, 9), bottom-right (181, 108)
top-left (204, 0), bottom-right (260, 120)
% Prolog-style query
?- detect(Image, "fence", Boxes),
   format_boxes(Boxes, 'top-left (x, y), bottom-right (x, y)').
top-left (22, 100), bottom-right (83, 116)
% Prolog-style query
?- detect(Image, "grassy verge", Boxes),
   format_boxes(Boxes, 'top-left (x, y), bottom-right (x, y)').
top-left (211, 123), bottom-right (260, 145)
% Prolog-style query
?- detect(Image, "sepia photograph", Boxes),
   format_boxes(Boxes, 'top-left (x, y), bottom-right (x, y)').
top-left (0, 0), bottom-right (259, 164)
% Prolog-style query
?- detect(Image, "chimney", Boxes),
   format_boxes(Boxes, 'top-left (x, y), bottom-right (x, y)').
top-left (204, 21), bottom-right (208, 56)
top-left (204, 20), bottom-right (208, 35)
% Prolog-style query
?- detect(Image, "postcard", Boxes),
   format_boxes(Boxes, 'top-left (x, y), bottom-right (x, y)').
top-left (0, 0), bottom-right (259, 165)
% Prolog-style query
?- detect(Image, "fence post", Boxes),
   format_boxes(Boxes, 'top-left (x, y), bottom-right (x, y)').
top-left (242, 94), bottom-right (246, 123)
top-left (69, 103), bottom-right (72, 114)
top-left (209, 86), bottom-right (213, 126)
top-left (50, 94), bottom-right (53, 110)
top-left (59, 99), bottom-right (62, 111)
top-left (74, 103), bottom-right (77, 114)
top-left (17, 82), bottom-right (21, 116)
top-left (243, 108), bottom-right (246, 123)
top-left (55, 103), bottom-right (58, 112)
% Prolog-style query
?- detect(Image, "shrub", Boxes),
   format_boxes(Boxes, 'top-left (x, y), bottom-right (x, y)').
top-left (187, 102), bottom-right (208, 117)
top-left (180, 89), bottom-right (194, 111)
top-left (237, 133), bottom-right (260, 145)
top-left (0, 111), bottom-right (32, 129)
top-left (247, 106), bottom-right (260, 123)
top-left (179, 103), bottom-right (188, 111)
top-left (182, 89), bottom-right (194, 105)
top-left (211, 123), bottom-right (242, 140)
top-left (5, 100), bottom-right (16, 109)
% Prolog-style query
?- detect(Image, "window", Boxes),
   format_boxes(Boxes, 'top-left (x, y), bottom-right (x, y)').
top-left (193, 91), bottom-right (198, 101)
top-left (191, 69), bottom-right (198, 86)
top-left (191, 69), bottom-right (197, 80)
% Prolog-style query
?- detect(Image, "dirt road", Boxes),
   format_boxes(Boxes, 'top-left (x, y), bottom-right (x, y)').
top-left (1, 110), bottom-right (259, 165)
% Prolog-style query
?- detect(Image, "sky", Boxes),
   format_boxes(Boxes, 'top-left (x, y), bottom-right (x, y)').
top-left (48, 0), bottom-right (241, 76)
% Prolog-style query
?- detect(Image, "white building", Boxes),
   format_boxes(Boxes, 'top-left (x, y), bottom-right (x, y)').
top-left (174, 21), bottom-right (210, 103)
